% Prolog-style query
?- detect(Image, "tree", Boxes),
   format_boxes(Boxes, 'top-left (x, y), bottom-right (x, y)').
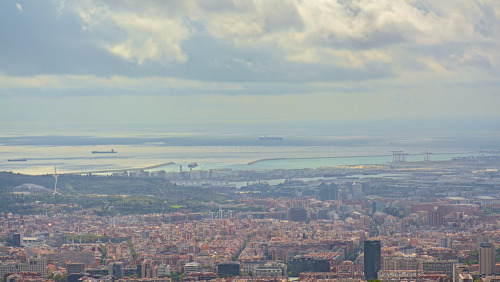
top-left (54, 273), bottom-right (66, 282)
top-left (169, 272), bottom-right (185, 281)
top-left (101, 244), bottom-right (107, 264)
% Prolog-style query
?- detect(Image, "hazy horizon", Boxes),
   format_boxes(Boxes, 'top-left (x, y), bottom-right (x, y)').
top-left (1, 117), bottom-right (499, 149)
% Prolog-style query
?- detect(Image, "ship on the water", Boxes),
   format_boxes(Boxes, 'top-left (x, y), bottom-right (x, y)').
top-left (92, 149), bottom-right (117, 154)
top-left (259, 136), bottom-right (283, 141)
top-left (8, 158), bottom-right (27, 162)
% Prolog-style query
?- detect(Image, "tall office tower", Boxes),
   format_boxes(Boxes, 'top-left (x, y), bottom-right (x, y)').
top-left (289, 207), bottom-right (307, 222)
top-left (364, 240), bottom-right (381, 280)
top-left (477, 235), bottom-right (489, 249)
top-left (13, 233), bottom-right (23, 247)
top-left (352, 183), bottom-right (363, 200)
top-left (108, 262), bottom-right (124, 278)
top-left (441, 236), bottom-right (454, 249)
top-left (479, 243), bottom-right (496, 276)
top-left (141, 259), bottom-right (156, 278)
top-left (318, 183), bottom-right (338, 201)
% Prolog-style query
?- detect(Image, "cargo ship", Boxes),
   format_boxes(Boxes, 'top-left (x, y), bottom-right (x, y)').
top-left (92, 149), bottom-right (117, 154)
top-left (8, 158), bottom-right (27, 162)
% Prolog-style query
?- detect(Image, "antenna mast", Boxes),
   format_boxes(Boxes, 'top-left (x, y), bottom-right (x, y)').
top-left (53, 166), bottom-right (58, 195)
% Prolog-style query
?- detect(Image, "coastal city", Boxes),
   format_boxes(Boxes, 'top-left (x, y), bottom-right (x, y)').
top-left (1, 153), bottom-right (499, 282)
top-left (3, 0), bottom-right (500, 281)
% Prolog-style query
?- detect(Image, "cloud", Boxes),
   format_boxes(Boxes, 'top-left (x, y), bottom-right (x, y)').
top-left (75, 1), bottom-right (191, 65)
top-left (1, 0), bottom-right (499, 87)
top-left (0, 74), bottom-right (246, 97)
top-left (2, 0), bottom-right (500, 129)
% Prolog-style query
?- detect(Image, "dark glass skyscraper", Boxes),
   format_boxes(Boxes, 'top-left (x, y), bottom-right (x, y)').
top-left (364, 240), bottom-right (381, 280)
top-left (318, 183), bottom-right (338, 201)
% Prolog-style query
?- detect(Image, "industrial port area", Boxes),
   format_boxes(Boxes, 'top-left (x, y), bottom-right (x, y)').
top-left (1, 150), bottom-right (499, 282)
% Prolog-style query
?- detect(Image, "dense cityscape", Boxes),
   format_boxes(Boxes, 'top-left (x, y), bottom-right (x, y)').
top-left (1, 154), bottom-right (499, 282)
top-left (2, 1), bottom-right (500, 281)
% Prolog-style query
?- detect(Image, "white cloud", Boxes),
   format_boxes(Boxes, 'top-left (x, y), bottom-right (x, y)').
top-left (2, 0), bottom-right (500, 92)
top-left (3, 0), bottom-right (500, 128)
top-left (74, 1), bottom-right (191, 65)
top-left (65, 0), bottom-right (500, 73)
top-left (0, 74), bottom-right (243, 95)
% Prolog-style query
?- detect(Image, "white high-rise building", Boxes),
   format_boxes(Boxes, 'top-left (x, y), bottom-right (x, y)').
top-left (157, 264), bottom-right (171, 277)
top-left (184, 262), bottom-right (200, 274)
top-left (0, 258), bottom-right (47, 278)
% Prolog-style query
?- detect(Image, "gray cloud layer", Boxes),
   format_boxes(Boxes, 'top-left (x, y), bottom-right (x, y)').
top-left (2, 0), bottom-right (498, 82)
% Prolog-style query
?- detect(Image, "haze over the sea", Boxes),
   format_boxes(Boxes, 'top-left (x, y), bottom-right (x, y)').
top-left (1, 117), bottom-right (499, 175)
top-left (1, 1), bottom-right (499, 174)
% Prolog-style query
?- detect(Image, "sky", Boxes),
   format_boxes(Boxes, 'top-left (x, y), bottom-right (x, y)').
top-left (1, 0), bottom-right (500, 132)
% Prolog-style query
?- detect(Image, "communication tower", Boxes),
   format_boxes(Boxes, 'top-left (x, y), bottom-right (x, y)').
top-left (52, 166), bottom-right (59, 195)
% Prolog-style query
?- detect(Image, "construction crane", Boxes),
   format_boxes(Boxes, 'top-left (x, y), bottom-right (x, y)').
top-left (422, 151), bottom-right (433, 162)
top-left (390, 151), bottom-right (408, 163)
top-left (188, 162), bottom-right (198, 172)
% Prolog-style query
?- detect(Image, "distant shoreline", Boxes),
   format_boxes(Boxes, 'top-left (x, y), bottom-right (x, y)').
top-left (247, 152), bottom-right (466, 165)
top-left (61, 162), bottom-right (175, 175)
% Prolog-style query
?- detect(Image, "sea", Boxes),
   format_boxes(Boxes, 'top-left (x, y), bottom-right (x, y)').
top-left (1, 119), bottom-right (499, 175)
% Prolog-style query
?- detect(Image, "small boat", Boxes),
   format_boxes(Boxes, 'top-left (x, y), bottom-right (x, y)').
top-left (92, 149), bottom-right (117, 154)
top-left (8, 158), bottom-right (27, 162)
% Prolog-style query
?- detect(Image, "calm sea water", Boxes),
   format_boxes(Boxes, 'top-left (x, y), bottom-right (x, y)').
top-left (0, 141), bottom-right (476, 175)
top-left (0, 120), bottom-right (496, 175)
